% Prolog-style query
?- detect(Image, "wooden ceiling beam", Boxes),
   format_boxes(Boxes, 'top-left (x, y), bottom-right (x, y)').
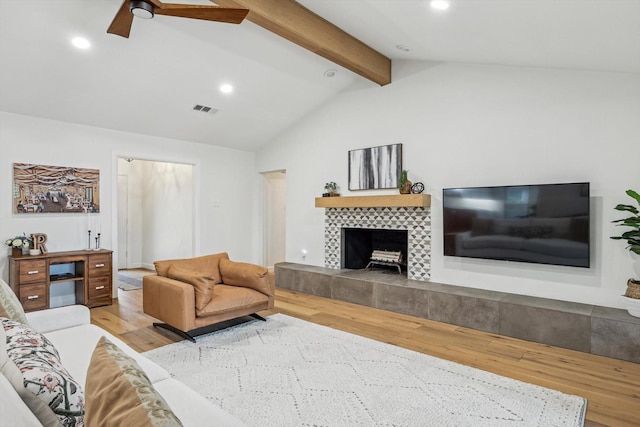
top-left (211, 0), bottom-right (391, 86)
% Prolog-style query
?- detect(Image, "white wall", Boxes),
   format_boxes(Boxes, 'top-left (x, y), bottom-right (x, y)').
top-left (263, 171), bottom-right (287, 267)
top-left (0, 112), bottom-right (259, 297)
top-left (256, 61), bottom-right (640, 309)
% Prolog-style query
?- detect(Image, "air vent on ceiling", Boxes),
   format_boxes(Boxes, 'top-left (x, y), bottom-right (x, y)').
top-left (193, 104), bottom-right (219, 115)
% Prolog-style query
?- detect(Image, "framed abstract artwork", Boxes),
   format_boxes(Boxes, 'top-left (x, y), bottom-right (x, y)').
top-left (348, 143), bottom-right (402, 190)
top-left (13, 163), bottom-right (100, 214)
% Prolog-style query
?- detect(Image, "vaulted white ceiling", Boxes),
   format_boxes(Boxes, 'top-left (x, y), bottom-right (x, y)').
top-left (1, 0), bottom-right (638, 151)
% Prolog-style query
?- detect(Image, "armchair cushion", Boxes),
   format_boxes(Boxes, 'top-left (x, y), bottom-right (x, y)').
top-left (166, 265), bottom-right (215, 311)
top-left (219, 258), bottom-right (271, 297)
top-left (154, 253), bottom-right (228, 285)
top-left (196, 285), bottom-right (269, 318)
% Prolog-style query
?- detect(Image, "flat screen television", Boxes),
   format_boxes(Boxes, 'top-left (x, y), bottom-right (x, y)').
top-left (443, 182), bottom-right (590, 268)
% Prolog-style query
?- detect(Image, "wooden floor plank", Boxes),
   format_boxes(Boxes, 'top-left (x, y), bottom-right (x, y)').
top-left (90, 287), bottom-right (640, 427)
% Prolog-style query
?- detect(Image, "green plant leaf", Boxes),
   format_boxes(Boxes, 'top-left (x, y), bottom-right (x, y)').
top-left (613, 204), bottom-right (639, 214)
top-left (626, 189), bottom-right (640, 206)
top-left (612, 217), bottom-right (640, 226)
top-left (611, 189), bottom-right (640, 253)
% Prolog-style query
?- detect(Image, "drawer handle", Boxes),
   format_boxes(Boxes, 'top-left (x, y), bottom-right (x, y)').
top-left (95, 286), bottom-right (105, 290)
top-left (27, 295), bottom-right (39, 300)
top-left (95, 263), bottom-right (105, 268)
top-left (27, 270), bottom-right (39, 275)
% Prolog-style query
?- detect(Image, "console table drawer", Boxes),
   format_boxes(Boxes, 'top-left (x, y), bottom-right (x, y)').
top-left (88, 255), bottom-right (112, 277)
top-left (18, 260), bottom-right (47, 284)
top-left (88, 276), bottom-right (111, 299)
top-left (19, 284), bottom-right (47, 311)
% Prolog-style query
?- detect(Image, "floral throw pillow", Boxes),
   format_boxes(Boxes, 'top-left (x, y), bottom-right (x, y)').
top-left (2, 318), bottom-right (85, 426)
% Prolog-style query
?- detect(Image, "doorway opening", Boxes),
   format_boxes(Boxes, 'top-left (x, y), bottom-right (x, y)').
top-left (117, 158), bottom-right (194, 271)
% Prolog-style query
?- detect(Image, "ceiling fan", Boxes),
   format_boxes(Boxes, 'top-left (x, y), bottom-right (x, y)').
top-left (107, 0), bottom-right (249, 38)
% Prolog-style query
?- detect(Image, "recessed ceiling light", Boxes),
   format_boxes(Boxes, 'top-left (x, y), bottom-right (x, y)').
top-left (430, 0), bottom-right (450, 11)
top-left (71, 37), bottom-right (90, 49)
top-left (220, 84), bottom-right (233, 94)
top-left (323, 69), bottom-right (337, 78)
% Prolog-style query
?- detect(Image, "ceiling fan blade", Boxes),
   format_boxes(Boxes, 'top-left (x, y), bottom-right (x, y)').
top-left (107, 0), bottom-right (135, 38)
top-left (153, 4), bottom-right (249, 24)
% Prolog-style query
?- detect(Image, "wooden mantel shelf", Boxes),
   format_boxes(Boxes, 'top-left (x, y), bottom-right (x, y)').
top-left (315, 194), bottom-right (431, 208)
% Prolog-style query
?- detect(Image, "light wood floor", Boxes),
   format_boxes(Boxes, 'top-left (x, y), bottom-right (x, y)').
top-left (91, 287), bottom-right (640, 427)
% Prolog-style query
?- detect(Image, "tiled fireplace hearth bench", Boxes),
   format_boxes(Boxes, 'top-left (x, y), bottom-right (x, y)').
top-left (275, 263), bottom-right (640, 364)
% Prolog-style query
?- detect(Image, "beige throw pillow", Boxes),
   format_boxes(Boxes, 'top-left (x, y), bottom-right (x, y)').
top-left (166, 265), bottom-right (215, 311)
top-left (219, 258), bottom-right (271, 297)
top-left (0, 278), bottom-right (29, 325)
top-left (85, 336), bottom-right (183, 427)
top-left (154, 252), bottom-right (228, 285)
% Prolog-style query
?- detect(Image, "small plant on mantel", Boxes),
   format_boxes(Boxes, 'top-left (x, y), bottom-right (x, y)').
top-left (398, 170), bottom-right (412, 194)
top-left (611, 189), bottom-right (640, 303)
top-left (324, 181), bottom-right (339, 197)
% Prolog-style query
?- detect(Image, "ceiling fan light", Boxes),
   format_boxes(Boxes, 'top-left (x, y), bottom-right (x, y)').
top-left (130, 0), bottom-right (154, 19)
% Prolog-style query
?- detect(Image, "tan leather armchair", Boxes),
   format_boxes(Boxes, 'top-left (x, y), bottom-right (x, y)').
top-left (143, 252), bottom-right (274, 342)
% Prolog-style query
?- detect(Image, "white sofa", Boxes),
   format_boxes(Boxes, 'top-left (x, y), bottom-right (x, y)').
top-left (1, 305), bottom-right (246, 427)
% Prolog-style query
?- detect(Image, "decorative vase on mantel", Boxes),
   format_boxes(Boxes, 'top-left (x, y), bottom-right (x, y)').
top-left (398, 169), bottom-right (411, 194)
top-left (400, 180), bottom-right (412, 194)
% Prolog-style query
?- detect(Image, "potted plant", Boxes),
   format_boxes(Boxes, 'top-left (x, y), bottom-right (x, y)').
top-left (611, 189), bottom-right (640, 316)
top-left (324, 182), bottom-right (339, 197)
top-left (398, 170), bottom-right (412, 194)
top-left (5, 234), bottom-right (32, 258)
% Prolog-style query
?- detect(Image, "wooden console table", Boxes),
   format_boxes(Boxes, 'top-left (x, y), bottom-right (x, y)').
top-left (8, 249), bottom-right (113, 312)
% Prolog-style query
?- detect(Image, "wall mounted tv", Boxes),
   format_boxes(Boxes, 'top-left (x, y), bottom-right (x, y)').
top-left (443, 182), bottom-right (590, 268)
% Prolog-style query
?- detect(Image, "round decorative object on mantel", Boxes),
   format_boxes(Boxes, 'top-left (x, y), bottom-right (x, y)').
top-left (411, 182), bottom-right (425, 194)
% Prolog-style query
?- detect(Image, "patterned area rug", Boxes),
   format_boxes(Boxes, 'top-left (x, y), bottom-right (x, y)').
top-left (144, 314), bottom-right (586, 427)
top-left (117, 269), bottom-right (153, 291)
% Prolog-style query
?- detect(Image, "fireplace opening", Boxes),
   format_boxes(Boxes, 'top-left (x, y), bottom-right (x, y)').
top-left (341, 228), bottom-right (408, 273)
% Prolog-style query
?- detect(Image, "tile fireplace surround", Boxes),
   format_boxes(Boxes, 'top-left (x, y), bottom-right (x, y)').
top-left (323, 206), bottom-right (431, 280)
